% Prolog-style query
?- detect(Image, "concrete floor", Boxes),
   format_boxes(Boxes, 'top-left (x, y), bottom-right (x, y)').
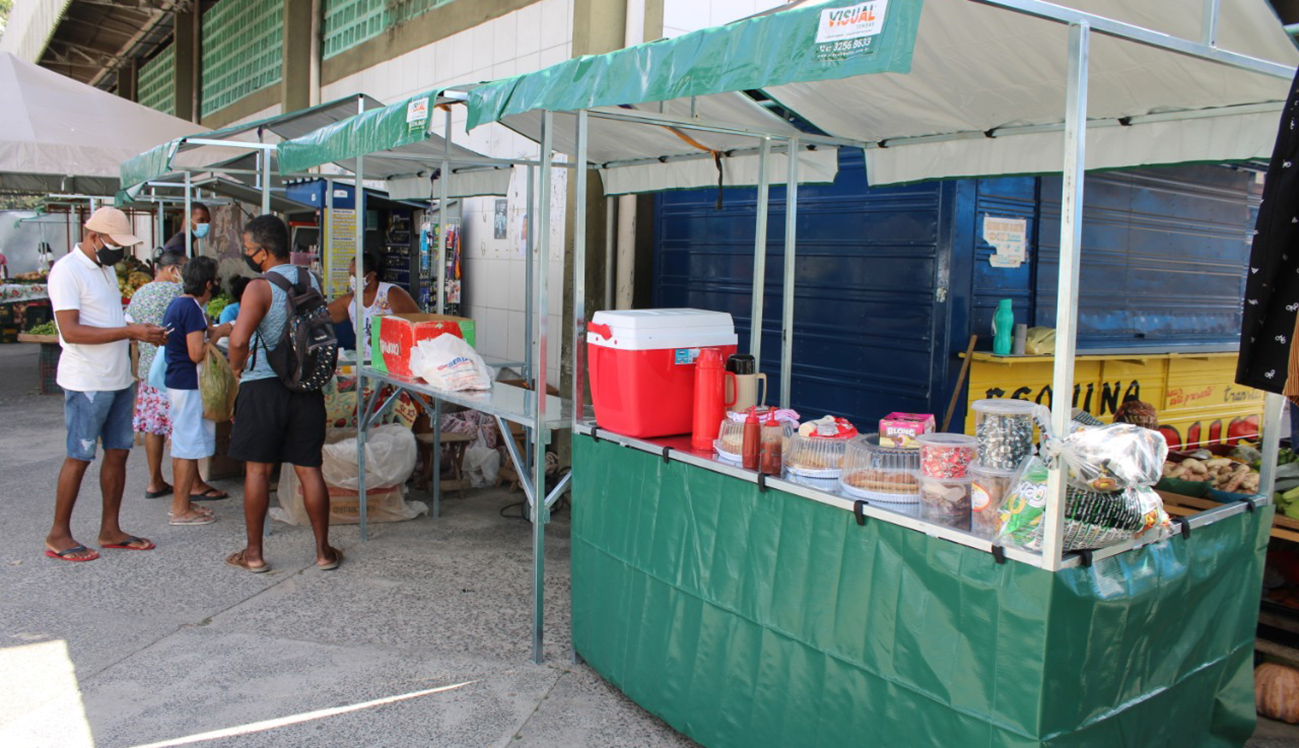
top-left (0, 344), bottom-right (697, 748)
top-left (2, 339), bottom-right (1299, 747)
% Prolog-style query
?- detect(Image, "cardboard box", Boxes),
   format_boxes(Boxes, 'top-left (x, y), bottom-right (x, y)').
top-left (879, 412), bottom-right (936, 449)
top-left (377, 313), bottom-right (475, 379)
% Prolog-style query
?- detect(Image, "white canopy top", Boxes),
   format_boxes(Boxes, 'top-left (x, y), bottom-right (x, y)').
top-left (0, 52), bottom-right (205, 196)
top-left (498, 93), bottom-right (839, 195)
top-left (765, 0), bottom-right (1299, 184)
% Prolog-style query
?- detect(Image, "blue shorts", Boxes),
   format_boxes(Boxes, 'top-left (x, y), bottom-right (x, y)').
top-left (167, 388), bottom-right (215, 460)
top-left (64, 385), bottom-right (136, 461)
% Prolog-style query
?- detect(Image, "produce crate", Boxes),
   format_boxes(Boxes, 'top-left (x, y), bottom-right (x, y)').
top-left (37, 341), bottom-right (61, 395)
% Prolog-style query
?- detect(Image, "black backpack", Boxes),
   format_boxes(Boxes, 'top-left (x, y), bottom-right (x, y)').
top-left (253, 267), bottom-right (338, 392)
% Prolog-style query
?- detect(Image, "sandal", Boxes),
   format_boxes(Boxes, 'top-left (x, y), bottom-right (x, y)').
top-left (226, 550), bottom-right (270, 574)
top-left (45, 544), bottom-right (98, 562)
top-left (144, 485), bottom-right (173, 499)
top-left (190, 488), bottom-right (229, 501)
top-left (317, 546), bottom-right (344, 571)
top-left (168, 505), bottom-right (214, 519)
top-left (169, 513), bottom-right (215, 526)
top-left (100, 535), bottom-right (155, 551)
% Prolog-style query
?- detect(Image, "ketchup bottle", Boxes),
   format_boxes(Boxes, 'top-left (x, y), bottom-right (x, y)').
top-left (760, 411), bottom-right (783, 475)
top-left (691, 347), bottom-right (728, 452)
top-left (741, 406), bottom-right (760, 470)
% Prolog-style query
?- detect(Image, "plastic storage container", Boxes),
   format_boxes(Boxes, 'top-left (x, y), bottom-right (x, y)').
top-left (785, 431), bottom-right (855, 479)
top-left (839, 434), bottom-right (921, 503)
top-left (587, 309), bottom-right (737, 438)
top-left (920, 476), bottom-right (972, 530)
top-left (971, 398), bottom-right (1038, 471)
top-left (969, 463), bottom-right (1016, 538)
top-left (918, 433), bottom-right (977, 479)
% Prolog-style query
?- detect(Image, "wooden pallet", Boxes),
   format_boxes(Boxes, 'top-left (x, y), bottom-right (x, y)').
top-left (1159, 490), bottom-right (1299, 543)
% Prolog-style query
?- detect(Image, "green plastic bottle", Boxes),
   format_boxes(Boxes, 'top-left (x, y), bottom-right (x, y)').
top-left (993, 299), bottom-right (1015, 356)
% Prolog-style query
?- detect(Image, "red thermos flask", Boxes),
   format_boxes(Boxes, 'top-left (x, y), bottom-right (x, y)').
top-left (691, 347), bottom-right (734, 452)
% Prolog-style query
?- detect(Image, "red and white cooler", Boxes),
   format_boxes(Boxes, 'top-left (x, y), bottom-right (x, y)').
top-left (587, 309), bottom-right (737, 438)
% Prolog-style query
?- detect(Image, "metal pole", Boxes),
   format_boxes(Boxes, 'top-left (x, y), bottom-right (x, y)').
top-left (184, 171), bottom-right (192, 257)
top-left (532, 110), bottom-right (555, 665)
top-left (779, 137), bottom-right (799, 410)
top-left (1042, 22), bottom-right (1090, 571)
top-left (1262, 393), bottom-right (1285, 498)
top-left (751, 137), bottom-right (772, 368)
top-left (525, 165), bottom-right (536, 384)
top-left (260, 150), bottom-right (272, 215)
top-left (355, 157), bottom-right (369, 542)
top-left (573, 109), bottom-right (589, 428)
top-left (438, 108), bottom-right (452, 315)
top-left (1202, 0), bottom-right (1220, 46)
top-left (604, 196), bottom-right (615, 310)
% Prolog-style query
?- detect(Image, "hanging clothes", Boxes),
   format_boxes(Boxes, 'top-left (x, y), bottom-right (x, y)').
top-left (1237, 67), bottom-right (1299, 393)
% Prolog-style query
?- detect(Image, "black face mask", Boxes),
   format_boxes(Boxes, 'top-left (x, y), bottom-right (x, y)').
top-left (95, 238), bottom-right (125, 267)
top-left (243, 250), bottom-right (262, 273)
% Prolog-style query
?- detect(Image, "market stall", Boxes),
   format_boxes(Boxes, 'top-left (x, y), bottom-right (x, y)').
top-left (462, 0), bottom-right (1296, 743)
top-left (276, 89), bottom-right (569, 664)
top-left (119, 94), bottom-right (386, 257)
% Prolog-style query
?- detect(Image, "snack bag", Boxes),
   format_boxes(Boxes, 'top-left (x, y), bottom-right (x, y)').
top-left (409, 334), bottom-right (492, 391)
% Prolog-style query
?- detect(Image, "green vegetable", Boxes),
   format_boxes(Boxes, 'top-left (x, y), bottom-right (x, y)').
top-left (27, 321), bottom-right (56, 336)
top-left (206, 293), bottom-right (232, 319)
top-left (1282, 485), bottom-right (1299, 504)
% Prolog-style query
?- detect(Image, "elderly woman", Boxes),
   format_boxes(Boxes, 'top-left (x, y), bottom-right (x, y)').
top-left (127, 250), bottom-right (229, 501)
top-left (161, 257), bottom-right (233, 525)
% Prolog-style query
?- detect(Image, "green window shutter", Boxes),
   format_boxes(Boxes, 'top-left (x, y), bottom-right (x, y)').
top-left (201, 0), bottom-right (284, 118)
top-left (138, 45), bottom-right (176, 117)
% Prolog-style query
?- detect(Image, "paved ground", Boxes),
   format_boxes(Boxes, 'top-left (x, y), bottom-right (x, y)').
top-left (0, 343), bottom-right (697, 748)
top-left (2, 340), bottom-right (1299, 748)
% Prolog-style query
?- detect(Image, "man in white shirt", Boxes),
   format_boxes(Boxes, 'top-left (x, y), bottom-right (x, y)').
top-left (45, 207), bottom-right (167, 562)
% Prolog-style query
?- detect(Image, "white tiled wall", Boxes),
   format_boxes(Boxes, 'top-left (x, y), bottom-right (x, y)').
top-left (319, 0), bottom-right (573, 384)
top-left (662, 0), bottom-right (789, 38)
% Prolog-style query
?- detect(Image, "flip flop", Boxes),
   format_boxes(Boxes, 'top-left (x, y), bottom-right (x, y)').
top-left (168, 505), bottom-right (214, 518)
top-left (317, 547), bottom-right (344, 571)
top-left (100, 535), bottom-right (155, 551)
top-left (226, 550), bottom-right (270, 574)
top-left (169, 513), bottom-right (216, 526)
top-left (45, 544), bottom-right (99, 562)
top-left (144, 485), bottom-right (173, 499)
top-left (190, 488), bottom-right (229, 501)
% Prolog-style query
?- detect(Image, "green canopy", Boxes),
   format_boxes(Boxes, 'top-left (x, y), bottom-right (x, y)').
top-left (466, 0), bottom-right (923, 129)
top-left (120, 94), bottom-right (383, 191)
top-left (277, 90), bottom-right (446, 174)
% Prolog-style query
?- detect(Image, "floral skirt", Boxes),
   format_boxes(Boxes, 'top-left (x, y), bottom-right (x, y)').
top-left (133, 382), bottom-right (172, 436)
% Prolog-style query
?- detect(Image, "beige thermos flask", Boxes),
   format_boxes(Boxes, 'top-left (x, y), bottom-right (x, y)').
top-left (724, 354), bottom-right (767, 413)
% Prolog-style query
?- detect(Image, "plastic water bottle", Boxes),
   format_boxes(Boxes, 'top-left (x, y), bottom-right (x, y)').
top-left (993, 299), bottom-right (1015, 356)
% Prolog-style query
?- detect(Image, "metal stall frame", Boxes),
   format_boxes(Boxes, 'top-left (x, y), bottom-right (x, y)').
top-left (559, 0), bottom-right (1292, 574)
top-left (305, 94), bottom-right (574, 665)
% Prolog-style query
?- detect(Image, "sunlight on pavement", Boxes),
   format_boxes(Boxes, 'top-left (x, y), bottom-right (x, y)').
top-left (125, 680), bottom-right (476, 748)
top-left (0, 639), bottom-right (94, 747)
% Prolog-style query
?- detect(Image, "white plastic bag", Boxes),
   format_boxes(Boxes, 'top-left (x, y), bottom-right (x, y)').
top-left (269, 425), bottom-right (427, 526)
top-left (409, 335), bottom-right (492, 391)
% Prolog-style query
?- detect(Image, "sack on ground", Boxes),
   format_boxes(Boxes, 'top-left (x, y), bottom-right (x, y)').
top-left (199, 343), bottom-right (238, 421)
top-left (409, 334), bottom-right (492, 391)
top-left (270, 425), bottom-right (426, 526)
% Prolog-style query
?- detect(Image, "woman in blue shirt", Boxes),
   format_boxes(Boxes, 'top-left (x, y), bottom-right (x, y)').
top-left (162, 256), bottom-right (232, 526)
top-left (217, 276), bottom-right (250, 326)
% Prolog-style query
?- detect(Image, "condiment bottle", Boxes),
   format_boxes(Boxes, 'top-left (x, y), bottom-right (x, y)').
top-left (760, 411), bottom-right (783, 475)
top-left (741, 406), bottom-right (760, 470)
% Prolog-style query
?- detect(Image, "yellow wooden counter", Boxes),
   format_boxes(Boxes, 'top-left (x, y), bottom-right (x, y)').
top-left (965, 350), bottom-right (1263, 450)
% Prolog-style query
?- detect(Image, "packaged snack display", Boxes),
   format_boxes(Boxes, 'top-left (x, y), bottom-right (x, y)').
top-left (971, 399), bottom-right (1037, 470)
top-left (839, 434), bottom-right (922, 503)
top-left (969, 463), bottom-right (1016, 539)
top-left (920, 476), bottom-right (972, 530)
top-left (785, 416), bottom-right (857, 478)
top-left (996, 456), bottom-right (1171, 552)
top-left (918, 433), bottom-right (977, 479)
top-left (878, 412), bottom-right (935, 449)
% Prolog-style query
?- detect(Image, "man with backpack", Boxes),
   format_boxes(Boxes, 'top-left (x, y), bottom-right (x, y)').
top-left (226, 215), bottom-right (341, 573)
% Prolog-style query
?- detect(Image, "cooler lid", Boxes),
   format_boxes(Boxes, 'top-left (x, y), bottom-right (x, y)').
top-left (591, 309), bottom-right (734, 331)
